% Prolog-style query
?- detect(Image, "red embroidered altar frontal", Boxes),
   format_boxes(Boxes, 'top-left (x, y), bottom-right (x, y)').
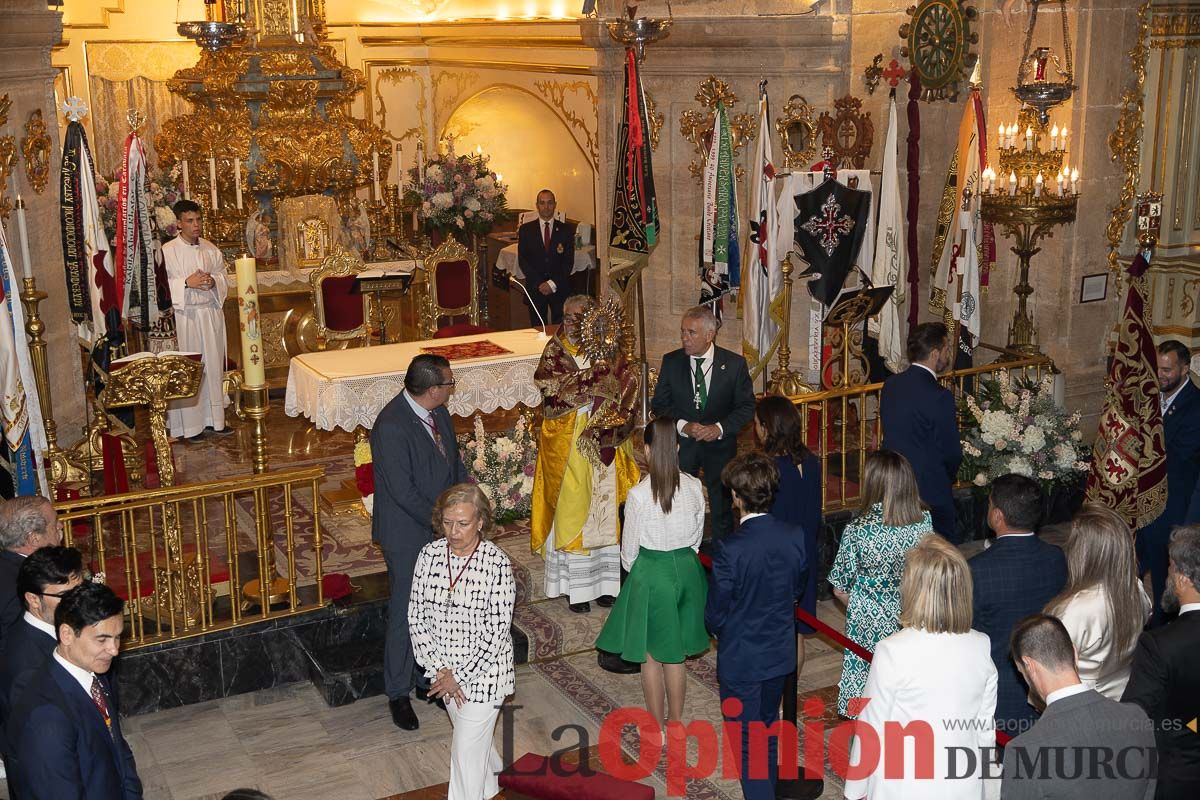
top-left (419, 340), bottom-right (513, 360)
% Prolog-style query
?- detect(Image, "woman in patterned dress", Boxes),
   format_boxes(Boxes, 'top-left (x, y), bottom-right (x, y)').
top-left (828, 449), bottom-right (933, 718)
top-left (409, 483), bottom-right (516, 800)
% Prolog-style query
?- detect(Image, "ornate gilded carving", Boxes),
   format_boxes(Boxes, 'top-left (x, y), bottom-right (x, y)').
top-left (679, 76), bottom-right (757, 181)
top-left (776, 95), bottom-right (818, 170)
top-left (1150, 5), bottom-right (1200, 47)
top-left (1107, 1), bottom-right (1152, 273)
top-left (533, 79), bottom-right (600, 169)
top-left (432, 70), bottom-right (479, 131)
top-left (20, 109), bottom-right (51, 194)
top-left (375, 66), bottom-right (428, 145)
top-left (0, 95), bottom-right (14, 220)
top-left (818, 95), bottom-right (875, 170)
top-left (644, 90), bottom-right (664, 152)
top-left (310, 245), bottom-right (370, 348)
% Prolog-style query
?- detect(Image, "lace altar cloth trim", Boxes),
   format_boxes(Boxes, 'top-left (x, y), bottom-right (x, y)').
top-left (284, 329), bottom-right (546, 431)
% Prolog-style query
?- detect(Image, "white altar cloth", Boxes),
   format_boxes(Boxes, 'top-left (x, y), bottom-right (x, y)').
top-left (494, 243), bottom-right (597, 280)
top-left (284, 328), bottom-right (550, 431)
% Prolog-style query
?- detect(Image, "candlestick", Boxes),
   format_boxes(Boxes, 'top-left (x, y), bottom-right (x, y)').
top-left (1034, 172), bottom-right (1043, 198)
top-left (372, 150), bottom-right (381, 201)
top-left (1008, 124), bottom-right (1017, 149)
top-left (182, 160), bottom-right (191, 200)
top-left (1071, 168), bottom-right (1079, 195)
top-left (1025, 127), bottom-right (1033, 151)
top-left (417, 140), bottom-right (426, 184)
top-left (1056, 171), bottom-right (1065, 197)
top-left (234, 157), bottom-right (243, 210)
top-left (395, 143), bottom-right (404, 187)
top-left (997, 124), bottom-right (1004, 150)
top-left (1061, 127), bottom-right (1069, 152)
top-left (1008, 171), bottom-right (1017, 196)
top-left (14, 196), bottom-right (32, 279)
top-left (235, 254), bottom-right (266, 388)
top-left (208, 156), bottom-right (218, 211)
top-left (1050, 125), bottom-right (1059, 151)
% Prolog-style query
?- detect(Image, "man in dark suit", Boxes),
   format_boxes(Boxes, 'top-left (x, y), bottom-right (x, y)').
top-left (651, 305), bottom-right (756, 540)
top-left (0, 496), bottom-right (61, 651)
top-left (6, 581), bottom-right (142, 799)
top-left (1123, 526), bottom-right (1200, 799)
top-left (516, 189), bottom-right (576, 326)
top-left (880, 322), bottom-right (962, 541)
top-left (1142, 340), bottom-right (1200, 624)
top-left (706, 452), bottom-right (810, 800)
top-left (1004, 614), bottom-right (1157, 799)
top-left (371, 353), bottom-right (469, 730)
top-left (968, 474), bottom-right (1067, 737)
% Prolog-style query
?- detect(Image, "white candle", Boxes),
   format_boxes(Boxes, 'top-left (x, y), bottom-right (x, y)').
top-left (15, 196), bottom-right (32, 279)
top-left (1034, 172), bottom-right (1044, 198)
top-left (1061, 127), bottom-right (1069, 152)
top-left (1056, 171), bottom-right (1065, 196)
top-left (395, 143), bottom-right (403, 187)
top-left (235, 254), bottom-right (266, 388)
top-left (1008, 124), bottom-right (1017, 149)
top-left (997, 124), bottom-right (1005, 149)
top-left (1025, 127), bottom-right (1033, 151)
top-left (234, 157), bottom-right (243, 210)
top-left (372, 150), bottom-right (381, 201)
top-left (1050, 125), bottom-right (1060, 151)
top-left (208, 156), bottom-right (218, 211)
top-left (182, 160), bottom-right (190, 200)
top-left (1071, 168), bottom-right (1079, 195)
top-left (1009, 171), bottom-right (1018, 196)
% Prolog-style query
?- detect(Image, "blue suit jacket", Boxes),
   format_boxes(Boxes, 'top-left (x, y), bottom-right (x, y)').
top-left (880, 365), bottom-right (962, 510)
top-left (968, 535), bottom-right (1067, 732)
top-left (0, 617), bottom-right (55, 715)
top-left (370, 391), bottom-right (469, 555)
top-left (1152, 379), bottom-right (1200, 526)
top-left (0, 549), bottom-right (24, 653)
top-left (6, 659), bottom-right (142, 799)
top-left (705, 514), bottom-right (808, 682)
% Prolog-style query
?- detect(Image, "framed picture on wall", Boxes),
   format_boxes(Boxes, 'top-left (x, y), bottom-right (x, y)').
top-left (1080, 273), bottom-right (1108, 304)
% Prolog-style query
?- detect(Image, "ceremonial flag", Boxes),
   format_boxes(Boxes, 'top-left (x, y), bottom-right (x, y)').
top-left (608, 48), bottom-right (660, 259)
top-left (928, 84), bottom-right (994, 368)
top-left (1086, 251), bottom-right (1167, 530)
top-left (60, 111), bottom-right (114, 343)
top-left (742, 89), bottom-right (783, 379)
top-left (0, 225), bottom-right (48, 497)
top-left (868, 91), bottom-right (907, 373)
top-left (699, 102), bottom-right (740, 319)
top-left (114, 131), bottom-right (173, 351)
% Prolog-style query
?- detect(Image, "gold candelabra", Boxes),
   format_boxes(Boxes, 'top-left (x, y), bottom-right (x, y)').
top-left (768, 252), bottom-right (812, 396)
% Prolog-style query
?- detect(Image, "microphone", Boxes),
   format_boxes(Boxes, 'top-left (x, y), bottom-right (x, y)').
top-left (506, 273), bottom-right (550, 341)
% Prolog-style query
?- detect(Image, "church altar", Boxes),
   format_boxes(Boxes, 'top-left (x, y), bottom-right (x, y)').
top-left (283, 327), bottom-right (550, 431)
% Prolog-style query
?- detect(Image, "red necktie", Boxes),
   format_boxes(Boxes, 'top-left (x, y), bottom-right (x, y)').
top-left (423, 415), bottom-right (446, 459)
top-left (90, 676), bottom-right (114, 738)
top-left (543, 221), bottom-right (551, 252)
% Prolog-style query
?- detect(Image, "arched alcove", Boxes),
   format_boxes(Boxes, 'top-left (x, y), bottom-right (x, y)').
top-left (442, 85), bottom-right (596, 224)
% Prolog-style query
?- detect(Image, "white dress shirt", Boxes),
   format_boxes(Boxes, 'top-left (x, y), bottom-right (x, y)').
top-left (404, 390), bottom-right (440, 445)
top-left (676, 344), bottom-right (724, 439)
top-left (538, 217), bottom-right (557, 292)
top-left (1180, 602), bottom-right (1200, 614)
top-left (52, 650), bottom-right (97, 697)
top-left (620, 473), bottom-right (705, 571)
top-left (1161, 380), bottom-right (1186, 413)
top-left (23, 611), bottom-right (55, 638)
top-left (1044, 682), bottom-right (1091, 706)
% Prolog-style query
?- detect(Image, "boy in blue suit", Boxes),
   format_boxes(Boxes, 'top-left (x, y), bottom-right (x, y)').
top-left (706, 452), bottom-right (810, 800)
top-left (6, 581), bottom-right (142, 799)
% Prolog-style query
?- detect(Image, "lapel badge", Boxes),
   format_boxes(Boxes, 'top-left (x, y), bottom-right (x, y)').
top-left (556, 243), bottom-right (564, 254)
top-left (720, 363), bottom-right (726, 370)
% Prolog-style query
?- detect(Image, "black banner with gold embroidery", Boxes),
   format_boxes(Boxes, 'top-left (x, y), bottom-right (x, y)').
top-left (608, 48), bottom-right (659, 259)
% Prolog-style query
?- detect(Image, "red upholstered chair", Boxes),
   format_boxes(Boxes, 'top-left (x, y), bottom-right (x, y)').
top-left (309, 245), bottom-right (371, 349)
top-left (424, 237), bottom-right (493, 338)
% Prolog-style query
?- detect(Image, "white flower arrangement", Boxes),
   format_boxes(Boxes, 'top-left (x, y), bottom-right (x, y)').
top-left (457, 415), bottom-right (537, 523)
top-left (961, 371), bottom-right (1089, 493)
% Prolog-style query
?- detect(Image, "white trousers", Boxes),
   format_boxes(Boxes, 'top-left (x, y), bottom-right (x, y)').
top-left (445, 697), bottom-right (503, 800)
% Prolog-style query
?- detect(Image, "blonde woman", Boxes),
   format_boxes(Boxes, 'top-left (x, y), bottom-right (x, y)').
top-left (409, 484), bottom-right (515, 800)
top-left (828, 449), bottom-right (933, 717)
top-left (1045, 504), bottom-right (1151, 700)
top-left (844, 536), bottom-right (997, 800)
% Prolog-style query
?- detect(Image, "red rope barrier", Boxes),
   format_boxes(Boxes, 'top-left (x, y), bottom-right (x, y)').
top-left (696, 550), bottom-right (1013, 746)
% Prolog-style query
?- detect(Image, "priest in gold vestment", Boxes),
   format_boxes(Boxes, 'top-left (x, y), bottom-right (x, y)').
top-left (531, 295), bottom-right (640, 613)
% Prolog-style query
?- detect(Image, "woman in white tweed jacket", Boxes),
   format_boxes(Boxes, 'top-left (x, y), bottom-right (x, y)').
top-left (410, 483), bottom-right (516, 800)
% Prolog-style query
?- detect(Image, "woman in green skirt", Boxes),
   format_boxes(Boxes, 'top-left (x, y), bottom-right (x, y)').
top-left (596, 417), bottom-right (709, 727)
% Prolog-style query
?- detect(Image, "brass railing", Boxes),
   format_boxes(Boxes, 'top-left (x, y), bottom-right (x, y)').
top-left (787, 344), bottom-right (1055, 514)
top-left (53, 466), bottom-right (327, 650)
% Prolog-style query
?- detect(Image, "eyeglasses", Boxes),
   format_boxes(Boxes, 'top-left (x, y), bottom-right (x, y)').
top-left (436, 381), bottom-right (456, 388)
top-left (39, 590), bottom-right (72, 599)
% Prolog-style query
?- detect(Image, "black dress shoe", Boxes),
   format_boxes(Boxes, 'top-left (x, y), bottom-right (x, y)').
top-left (595, 595), bottom-right (616, 608)
top-left (775, 777), bottom-right (824, 800)
top-left (568, 601), bottom-right (591, 613)
top-left (597, 650), bottom-right (641, 674)
top-left (389, 697), bottom-right (419, 730)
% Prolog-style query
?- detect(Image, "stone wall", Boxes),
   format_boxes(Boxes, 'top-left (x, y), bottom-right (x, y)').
top-left (0, 1), bottom-right (86, 446)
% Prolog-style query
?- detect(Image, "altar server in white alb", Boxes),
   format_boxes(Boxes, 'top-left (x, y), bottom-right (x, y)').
top-left (163, 199), bottom-right (230, 439)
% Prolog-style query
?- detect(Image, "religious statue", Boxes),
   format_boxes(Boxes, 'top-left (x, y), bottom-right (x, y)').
top-left (244, 208), bottom-right (275, 262)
